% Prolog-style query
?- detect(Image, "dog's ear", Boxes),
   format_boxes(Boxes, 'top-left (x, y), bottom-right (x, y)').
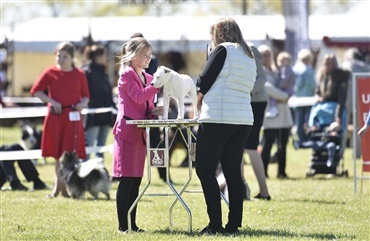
top-left (59, 151), bottom-right (67, 161)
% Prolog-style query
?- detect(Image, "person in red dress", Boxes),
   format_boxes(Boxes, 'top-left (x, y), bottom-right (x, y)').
top-left (30, 42), bottom-right (90, 198)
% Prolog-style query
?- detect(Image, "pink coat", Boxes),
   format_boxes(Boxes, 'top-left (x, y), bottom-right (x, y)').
top-left (112, 66), bottom-right (159, 177)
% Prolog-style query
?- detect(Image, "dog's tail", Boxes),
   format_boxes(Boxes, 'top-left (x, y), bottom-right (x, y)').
top-left (78, 158), bottom-right (105, 178)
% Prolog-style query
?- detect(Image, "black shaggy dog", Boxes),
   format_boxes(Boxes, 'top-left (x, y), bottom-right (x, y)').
top-left (59, 151), bottom-right (111, 200)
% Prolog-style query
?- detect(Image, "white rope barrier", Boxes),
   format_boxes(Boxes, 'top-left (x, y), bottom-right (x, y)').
top-left (0, 106), bottom-right (117, 119)
top-left (0, 96), bottom-right (316, 119)
top-left (0, 145), bottom-right (114, 161)
top-left (0, 96), bottom-right (317, 161)
top-left (2, 97), bottom-right (44, 104)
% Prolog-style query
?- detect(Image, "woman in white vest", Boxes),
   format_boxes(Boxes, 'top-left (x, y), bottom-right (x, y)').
top-left (196, 17), bottom-right (256, 236)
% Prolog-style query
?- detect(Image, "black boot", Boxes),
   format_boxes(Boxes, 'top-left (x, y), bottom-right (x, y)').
top-left (10, 180), bottom-right (28, 191)
top-left (33, 177), bottom-right (49, 190)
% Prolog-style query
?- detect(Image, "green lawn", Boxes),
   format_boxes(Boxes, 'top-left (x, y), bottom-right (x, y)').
top-left (0, 125), bottom-right (369, 241)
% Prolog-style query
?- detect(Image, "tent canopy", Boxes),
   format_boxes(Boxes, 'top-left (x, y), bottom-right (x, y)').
top-left (9, 14), bottom-right (370, 52)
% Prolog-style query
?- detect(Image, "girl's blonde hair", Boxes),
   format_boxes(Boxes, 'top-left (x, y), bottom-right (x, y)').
top-left (258, 44), bottom-right (277, 71)
top-left (119, 37), bottom-right (152, 69)
top-left (210, 17), bottom-right (254, 59)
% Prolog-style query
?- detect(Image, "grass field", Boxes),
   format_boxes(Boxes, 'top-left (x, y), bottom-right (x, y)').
top-left (0, 125), bottom-right (369, 241)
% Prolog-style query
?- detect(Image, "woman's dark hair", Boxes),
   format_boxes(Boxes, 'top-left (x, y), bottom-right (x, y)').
top-left (210, 17), bottom-right (254, 59)
top-left (85, 45), bottom-right (106, 62)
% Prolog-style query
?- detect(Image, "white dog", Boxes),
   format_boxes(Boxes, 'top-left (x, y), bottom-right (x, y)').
top-left (151, 66), bottom-right (199, 120)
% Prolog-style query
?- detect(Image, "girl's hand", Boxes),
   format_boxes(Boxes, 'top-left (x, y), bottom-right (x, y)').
top-left (151, 106), bottom-right (164, 116)
top-left (50, 100), bottom-right (62, 114)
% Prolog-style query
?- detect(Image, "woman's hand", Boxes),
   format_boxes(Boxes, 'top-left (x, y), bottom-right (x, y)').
top-left (151, 106), bottom-right (164, 116)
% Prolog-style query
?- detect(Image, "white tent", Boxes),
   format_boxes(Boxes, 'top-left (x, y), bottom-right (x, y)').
top-left (10, 14), bottom-right (369, 53)
top-left (11, 15), bottom-right (284, 53)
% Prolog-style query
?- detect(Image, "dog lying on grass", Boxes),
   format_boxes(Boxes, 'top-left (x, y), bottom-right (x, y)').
top-left (59, 151), bottom-right (111, 200)
top-left (151, 66), bottom-right (199, 120)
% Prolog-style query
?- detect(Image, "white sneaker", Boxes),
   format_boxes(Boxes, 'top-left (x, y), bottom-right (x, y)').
top-left (265, 106), bottom-right (279, 118)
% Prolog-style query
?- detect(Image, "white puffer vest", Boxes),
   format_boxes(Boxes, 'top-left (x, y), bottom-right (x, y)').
top-left (200, 43), bottom-right (256, 125)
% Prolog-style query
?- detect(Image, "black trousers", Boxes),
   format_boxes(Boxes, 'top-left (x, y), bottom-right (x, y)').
top-left (196, 123), bottom-right (252, 230)
top-left (0, 144), bottom-right (40, 187)
top-left (261, 128), bottom-right (290, 176)
top-left (116, 177), bottom-right (142, 231)
top-left (0, 160), bottom-right (39, 187)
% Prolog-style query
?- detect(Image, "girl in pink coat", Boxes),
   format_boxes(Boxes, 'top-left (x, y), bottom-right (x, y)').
top-left (112, 37), bottom-right (163, 233)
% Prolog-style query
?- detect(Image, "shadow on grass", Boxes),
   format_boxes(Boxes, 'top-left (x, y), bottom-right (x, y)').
top-left (152, 228), bottom-right (356, 240)
top-left (276, 198), bottom-right (346, 205)
top-left (243, 228), bottom-right (356, 240)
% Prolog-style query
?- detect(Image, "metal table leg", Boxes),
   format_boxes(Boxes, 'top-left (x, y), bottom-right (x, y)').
top-left (169, 125), bottom-right (193, 233)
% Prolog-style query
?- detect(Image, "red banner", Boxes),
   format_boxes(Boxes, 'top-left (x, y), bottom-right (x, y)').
top-left (356, 77), bottom-right (370, 172)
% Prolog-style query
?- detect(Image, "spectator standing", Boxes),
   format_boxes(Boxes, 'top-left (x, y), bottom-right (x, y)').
top-left (196, 17), bottom-right (256, 235)
top-left (112, 37), bottom-right (163, 233)
top-left (293, 49), bottom-right (317, 143)
top-left (244, 45), bottom-right (271, 199)
top-left (83, 44), bottom-right (115, 160)
top-left (30, 42), bottom-right (90, 198)
top-left (259, 45), bottom-right (294, 179)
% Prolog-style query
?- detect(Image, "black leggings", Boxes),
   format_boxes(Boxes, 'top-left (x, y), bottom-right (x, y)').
top-left (196, 123), bottom-right (251, 230)
top-left (261, 128), bottom-right (290, 176)
top-left (116, 177), bottom-right (142, 231)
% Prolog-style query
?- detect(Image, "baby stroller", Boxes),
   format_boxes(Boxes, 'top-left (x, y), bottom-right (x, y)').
top-left (305, 101), bottom-right (349, 177)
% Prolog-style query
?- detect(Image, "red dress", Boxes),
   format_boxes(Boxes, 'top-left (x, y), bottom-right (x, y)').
top-left (30, 66), bottom-right (90, 159)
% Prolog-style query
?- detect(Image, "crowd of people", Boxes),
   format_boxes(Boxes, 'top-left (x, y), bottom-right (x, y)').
top-left (1, 17), bottom-right (370, 236)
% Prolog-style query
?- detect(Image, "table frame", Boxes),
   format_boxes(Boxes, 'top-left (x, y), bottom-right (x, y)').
top-left (126, 119), bottom-right (199, 233)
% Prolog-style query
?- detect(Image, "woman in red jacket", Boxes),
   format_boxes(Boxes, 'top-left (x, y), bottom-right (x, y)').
top-left (31, 42), bottom-right (90, 198)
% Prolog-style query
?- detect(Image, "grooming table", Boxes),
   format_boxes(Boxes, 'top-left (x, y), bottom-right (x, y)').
top-left (126, 119), bottom-right (199, 233)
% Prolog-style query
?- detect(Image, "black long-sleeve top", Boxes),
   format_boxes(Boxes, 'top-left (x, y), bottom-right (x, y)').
top-left (197, 45), bottom-right (227, 95)
top-left (83, 62), bottom-right (115, 127)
